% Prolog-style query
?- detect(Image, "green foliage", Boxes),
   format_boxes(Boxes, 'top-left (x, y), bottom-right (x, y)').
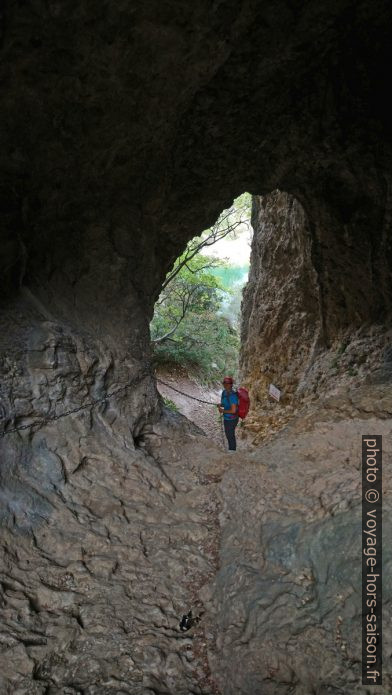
top-left (151, 254), bottom-right (239, 382)
top-left (232, 191), bottom-right (252, 218)
top-left (162, 396), bottom-right (179, 412)
top-left (150, 193), bottom-right (251, 382)
top-left (153, 312), bottom-right (239, 383)
top-left (195, 192), bottom-right (251, 247)
top-left (161, 193), bottom-right (251, 293)
top-left (337, 339), bottom-right (349, 355)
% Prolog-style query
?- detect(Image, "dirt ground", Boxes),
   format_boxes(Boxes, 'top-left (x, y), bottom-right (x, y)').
top-left (156, 367), bottom-right (249, 451)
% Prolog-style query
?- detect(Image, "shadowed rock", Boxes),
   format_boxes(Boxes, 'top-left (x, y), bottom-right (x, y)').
top-left (1, 2), bottom-right (392, 693)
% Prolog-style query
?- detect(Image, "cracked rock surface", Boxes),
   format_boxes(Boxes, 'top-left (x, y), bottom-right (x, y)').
top-left (1, 1), bottom-right (392, 693)
top-left (1, 398), bottom-right (227, 694)
top-left (1, 324), bottom-right (391, 693)
top-left (208, 382), bottom-right (392, 694)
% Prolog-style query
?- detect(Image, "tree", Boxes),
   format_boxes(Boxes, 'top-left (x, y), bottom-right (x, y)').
top-left (160, 193), bottom-right (251, 291)
top-left (151, 254), bottom-right (224, 345)
top-left (150, 193), bottom-right (251, 381)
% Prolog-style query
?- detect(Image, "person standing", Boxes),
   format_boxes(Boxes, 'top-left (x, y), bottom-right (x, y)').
top-left (217, 376), bottom-right (239, 451)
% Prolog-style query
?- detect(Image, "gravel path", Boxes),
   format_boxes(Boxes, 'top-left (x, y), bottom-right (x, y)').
top-left (156, 368), bottom-right (248, 451)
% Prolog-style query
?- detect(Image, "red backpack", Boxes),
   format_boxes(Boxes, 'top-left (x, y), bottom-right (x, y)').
top-left (236, 387), bottom-right (250, 419)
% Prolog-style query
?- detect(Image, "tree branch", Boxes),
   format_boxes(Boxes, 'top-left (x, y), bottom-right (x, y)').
top-left (160, 215), bottom-right (248, 290)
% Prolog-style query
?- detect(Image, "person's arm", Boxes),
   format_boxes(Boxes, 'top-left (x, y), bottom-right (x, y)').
top-left (218, 403), bottom-right (237, 414)
top-left (218, 395), bottom-right (237, 414)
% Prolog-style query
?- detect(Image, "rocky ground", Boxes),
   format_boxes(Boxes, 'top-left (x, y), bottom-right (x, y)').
top-left (156, 367), bottom-right (250, 452)
top-left (0, 401), bottom-right (227, 694)
top-left (208, 378), bottom-right (392, 694)
top-left (1, 365), bottom-right (391, 694)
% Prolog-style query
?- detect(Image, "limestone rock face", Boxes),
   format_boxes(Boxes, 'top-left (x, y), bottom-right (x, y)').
top-left (0, 410), bottom-right (228, 694)
top-left (1, 1), bottom-right (392, 693)
top-left (209, 382), bottom-right (392, 694)
top-left (2, 0), bottom-right (392, 311)
top-left (241, 191), bottom-right (321, 404)
top-left (240, 189), bottom-right (392, 412)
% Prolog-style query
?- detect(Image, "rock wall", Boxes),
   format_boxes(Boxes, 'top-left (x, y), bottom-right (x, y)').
top-left (240, 189), bottom-right (392, 414)
top-left (1, 1), bottom-right (392, 693)
top-left (240, 191), bottom-right (321, 404)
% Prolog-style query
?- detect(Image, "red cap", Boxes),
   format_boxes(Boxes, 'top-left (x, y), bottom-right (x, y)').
top-left (223, 376), bottom-right (233, 384)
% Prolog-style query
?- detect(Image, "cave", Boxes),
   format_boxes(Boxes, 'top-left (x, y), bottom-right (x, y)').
top-left (1, 2), bottom-right (392, 693)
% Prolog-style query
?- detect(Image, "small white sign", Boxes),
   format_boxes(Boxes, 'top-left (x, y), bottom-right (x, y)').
top-left (269, 383), bottom-right (281, 401)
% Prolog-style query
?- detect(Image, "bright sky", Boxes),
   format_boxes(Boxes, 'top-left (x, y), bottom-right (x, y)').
top-left (200, 224), bottom-right (252, 266)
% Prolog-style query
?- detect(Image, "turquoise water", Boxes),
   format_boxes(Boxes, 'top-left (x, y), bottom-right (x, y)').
top-left (210, 264), bottom-right (249, 290)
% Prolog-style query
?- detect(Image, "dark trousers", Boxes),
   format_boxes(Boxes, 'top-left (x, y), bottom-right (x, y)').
top-left (224, 417), bottom-right (239, 450)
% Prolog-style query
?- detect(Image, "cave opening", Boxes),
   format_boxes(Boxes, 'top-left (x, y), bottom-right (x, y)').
top-left (150, 193), bottom-right (252, 441)
top-left (2, 1), bottom-right (392, 691)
